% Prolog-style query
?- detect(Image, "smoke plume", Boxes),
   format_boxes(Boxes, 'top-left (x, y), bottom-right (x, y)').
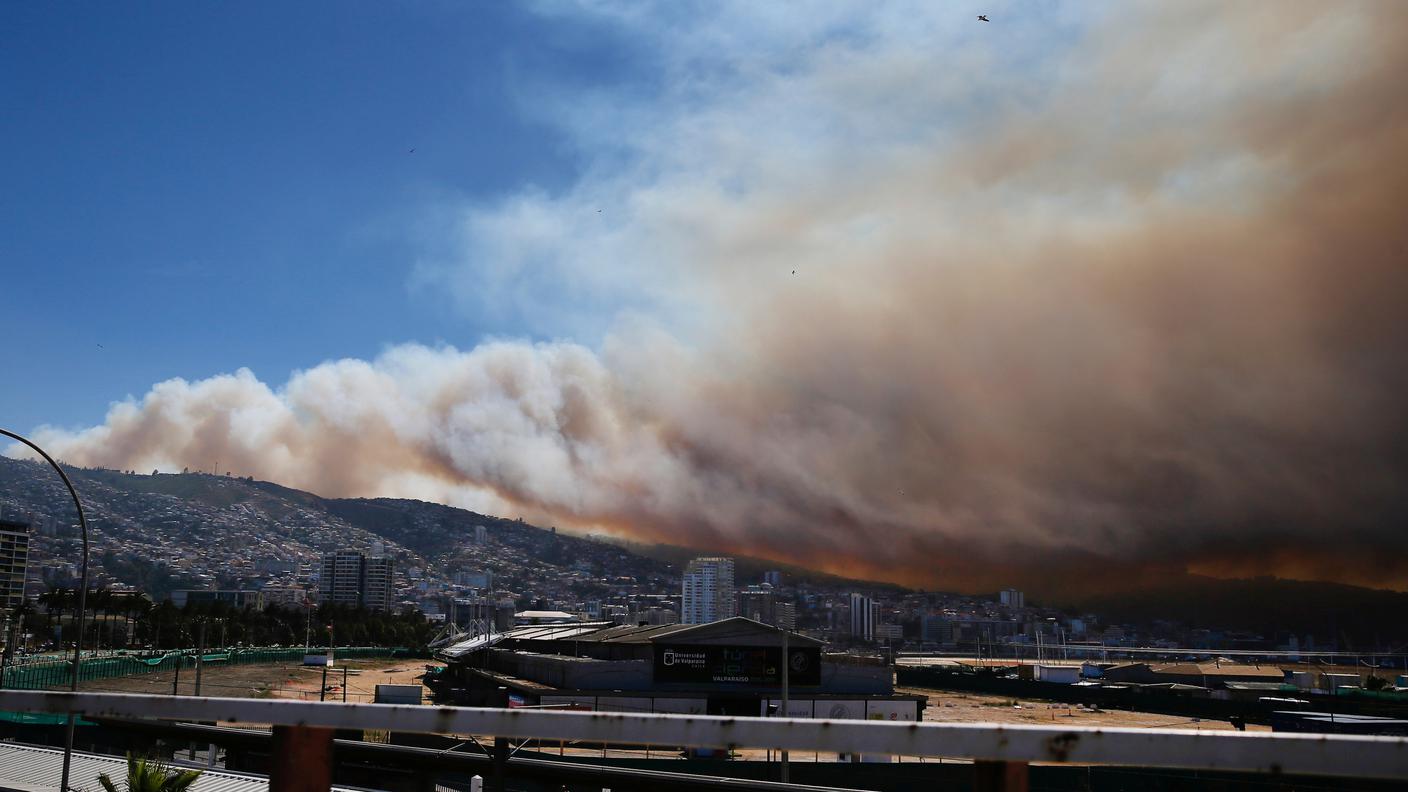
top-left (15, 2), bottom-right (1408, 593)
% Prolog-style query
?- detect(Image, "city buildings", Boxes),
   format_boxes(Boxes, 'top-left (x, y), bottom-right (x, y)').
top-left (682, 557), bottom-right (736, 624)
top-left (1000, 588), bottom-right (1025, 609)
top-left (452, 569), bottom-right (493, 589)
top-left (320, 550), bottom-right (396, 611)
top-left (737, 583), bottom-right (777, 625)
top-left (363, 556), bottom-right (394, 612)
top-left (258, 585), bottom-right (307, 609)
top-left (169, 589), bottom-right (260, 609)
top-left (0, 519), bottom-right (30, 610)
top-left (776, 600), bottom-right (796, 630)
top-left (849, 593), bottom-right (877, 642)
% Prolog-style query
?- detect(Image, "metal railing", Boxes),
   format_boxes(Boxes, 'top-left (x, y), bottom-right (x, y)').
top-left (1, 690), bottom-right (1406, 791)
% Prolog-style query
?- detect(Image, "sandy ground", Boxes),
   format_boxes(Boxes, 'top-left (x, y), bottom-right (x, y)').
top-left (75, 658), bottom-right (442, 703)
top-left (899, 687), bottom-right (1270, 732)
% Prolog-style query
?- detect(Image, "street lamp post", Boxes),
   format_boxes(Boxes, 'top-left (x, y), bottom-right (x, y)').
top-left (0, 429), bottom-right (90, 792)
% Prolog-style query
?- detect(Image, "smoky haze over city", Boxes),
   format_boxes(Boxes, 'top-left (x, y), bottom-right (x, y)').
top-left (9, 2), bottom-right (1408, 595)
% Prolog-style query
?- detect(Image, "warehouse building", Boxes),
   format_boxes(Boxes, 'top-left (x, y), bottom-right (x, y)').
top-left (432, 616), bottom-right (922, 720)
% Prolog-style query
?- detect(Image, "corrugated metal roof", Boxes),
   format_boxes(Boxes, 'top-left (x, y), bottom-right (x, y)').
top-left (439, 622), bottom-right (616, 658)
top-left (0, 743), bottom-right (368, 792)
top-left (439, 630), bottom-right (509, 659)
top-left (510, 623), bottom-right (614, 642)
top-left (649, 617), bottom-right (826, 647)
top-left (573, 623), bottom-right (693, 644)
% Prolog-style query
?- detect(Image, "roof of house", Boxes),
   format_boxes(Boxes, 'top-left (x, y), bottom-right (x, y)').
top-left (1155, 663), bottom-right (1285, 678)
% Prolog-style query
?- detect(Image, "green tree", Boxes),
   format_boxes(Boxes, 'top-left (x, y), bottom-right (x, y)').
top-left (96, 755), bottom-right (201, 792)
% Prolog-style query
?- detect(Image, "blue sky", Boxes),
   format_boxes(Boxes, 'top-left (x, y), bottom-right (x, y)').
top-left (3, 1), bottom-right (648, 432)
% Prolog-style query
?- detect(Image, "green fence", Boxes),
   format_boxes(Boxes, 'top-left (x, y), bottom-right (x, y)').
top-left (0, 646), bottom-right (418, 690)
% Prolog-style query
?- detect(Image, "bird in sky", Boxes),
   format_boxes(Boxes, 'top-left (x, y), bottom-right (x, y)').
top-left (409, 148), bottom-right (416, 154)
top-left (791, 269), bottom-right (796, 274)
top-left (978, 15), bottom-right (990, 22)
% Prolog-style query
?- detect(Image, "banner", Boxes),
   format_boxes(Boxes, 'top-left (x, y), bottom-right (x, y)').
top-left (653, 644), bottom-right (821, 686)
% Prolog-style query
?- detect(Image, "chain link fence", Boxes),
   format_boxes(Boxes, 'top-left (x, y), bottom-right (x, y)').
top-left (0, 646), bottom-right (420, 690)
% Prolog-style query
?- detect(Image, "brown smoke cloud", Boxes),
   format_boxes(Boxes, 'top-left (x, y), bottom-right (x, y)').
top-left (17, 2), bottom-right (1408, 594)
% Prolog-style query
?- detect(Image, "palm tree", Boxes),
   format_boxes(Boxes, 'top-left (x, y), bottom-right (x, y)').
top-left (96, 754), bottom-right (201, 792)
top-left (39, 587), bottom-right (73, 645)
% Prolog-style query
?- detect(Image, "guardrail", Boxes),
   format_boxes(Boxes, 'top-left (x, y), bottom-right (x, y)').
top-left (2, 690), bottom-right (1406, 792)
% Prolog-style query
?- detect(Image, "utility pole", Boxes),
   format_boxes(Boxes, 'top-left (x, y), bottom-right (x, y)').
top-left (2, 429), bottom-right (92, 792)
top-left (0, 614), bottom-right (12, 690)
top-left (320, 626), bottom-right (331, 703)
top-left (172, 651), bottom-right (182, 695)
top-left (190, 620), bottom-right (207, 762)
top-left (780, 627), bottom-right (789, 783)
top-left (194, 621), bottom-right (206, 696)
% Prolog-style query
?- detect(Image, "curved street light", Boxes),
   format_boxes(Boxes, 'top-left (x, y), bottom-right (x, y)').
top-left (0, 428), bottom-right (91, 792)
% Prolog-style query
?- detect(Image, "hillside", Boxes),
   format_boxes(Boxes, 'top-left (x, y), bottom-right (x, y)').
top-left (0, 457), bottom-right (421, 598)
top-left (0, 457), bottom-right (680, 600)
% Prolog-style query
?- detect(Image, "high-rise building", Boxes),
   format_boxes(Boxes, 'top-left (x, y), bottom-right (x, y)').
top-left (776, 601), bottom-right (796, 630)
top-left (320, 551), bottom-right (395, 611)
top-left (849, 593), bottom-right (877, 642)
top-left (999, 588), bottom-right (1025, 609)
top-left (321, 551), bottom-right (364, 607)
top-left (0, 519), bottom-right (31, 610)
top-left (474, 525), bottom-right (488, 545)
top-left (362, 556), bottom-right (394, 611)
top-left (738, 583), bottom-right (777, 625)
top-left (681, 557), bottom-right (736, 624)
top-left (763, 570), bottom-right (782, 588)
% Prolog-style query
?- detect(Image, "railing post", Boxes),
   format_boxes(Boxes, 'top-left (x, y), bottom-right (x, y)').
top-left (270, 725), bottom-right (334, 792)
top-left (974, 760), bottom-right (1029, 792)
top-left (490, 735), bottom-right (509, 792)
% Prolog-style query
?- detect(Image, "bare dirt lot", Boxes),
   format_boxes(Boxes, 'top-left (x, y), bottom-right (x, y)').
top-left (899, 687), bottom-right (1269, 731)
top-left (76, 658), bottom-right (442, 703)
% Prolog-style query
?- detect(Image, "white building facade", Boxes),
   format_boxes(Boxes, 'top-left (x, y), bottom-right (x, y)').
top-left (849, 593), bottom-right (877, 641)
top-left (682, 557), bottom-right (736, 624)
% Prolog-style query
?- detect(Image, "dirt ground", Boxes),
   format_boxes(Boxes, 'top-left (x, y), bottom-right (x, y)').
top-left (76, 658), bottom-right (442, 703)
top-left (898, 687), bottom-right (1270, 732)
